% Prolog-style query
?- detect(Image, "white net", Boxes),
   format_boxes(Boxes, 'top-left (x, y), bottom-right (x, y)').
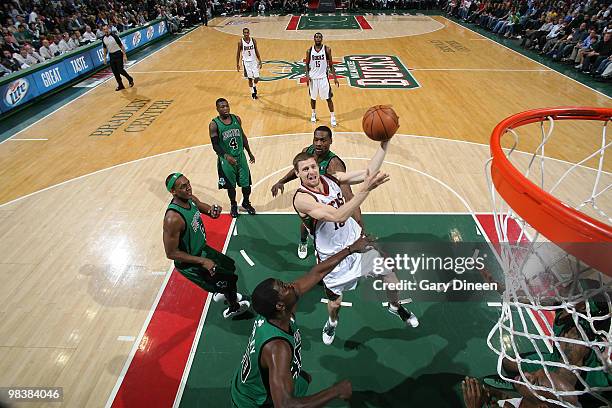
top-left (485, 109), bottom-right (612, 408)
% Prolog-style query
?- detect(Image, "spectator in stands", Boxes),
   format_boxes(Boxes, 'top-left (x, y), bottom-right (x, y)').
top-left (39, 38), bottom-right (55, 59)
top-left (25, 44), bottom-right (45, 63)
top-left (68, 31), bottom-right (80, 49)
top-left (568, 28), bottom-right (599, 64)
top-left (579, 31), bottom-right (612, 72)
top-left (550, 22), bottom-right (588, 60)
top-left (58, 32), bottom-right (71, 53)
top-left (13, 46), bottom-right (36, 68)
top-left (82, 25), bottom-right (96, 43)
top-left (1, 49), bottom-right (20, 72)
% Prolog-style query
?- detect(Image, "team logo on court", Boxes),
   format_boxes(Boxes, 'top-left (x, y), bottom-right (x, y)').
top-left (4, 78), bottom-right (30, 106)
top-left (261, 55), bottom-right (419, 89)
top-left (132, 31), bottom-right (142, 47)
top-left (146, 26), bottom-right (154, 40)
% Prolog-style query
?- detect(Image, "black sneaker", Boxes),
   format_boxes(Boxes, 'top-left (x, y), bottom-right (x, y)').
top-left (115, 85), bottom-right (125, 91)
top-left (251, 92), bottom-right (258, 99)
top-left (230, 204), bottom-right (239, 218)
top-left (241, 201), bottom-right (256, 215)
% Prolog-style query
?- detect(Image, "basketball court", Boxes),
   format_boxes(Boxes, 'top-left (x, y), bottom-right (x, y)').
top-left (0, 13), bottom-right (610, 408)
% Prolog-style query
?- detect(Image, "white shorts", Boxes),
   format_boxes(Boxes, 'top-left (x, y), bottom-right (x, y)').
top-left (243, 60), bottom-right (259, 79)
top-left (309, 77), bottom-right (332, 101)
top-left (323, 248), bottom-right (392, 296)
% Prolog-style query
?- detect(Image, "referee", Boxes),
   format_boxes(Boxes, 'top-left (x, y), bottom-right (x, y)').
top-left (102, 25), bottom-right (134, 91)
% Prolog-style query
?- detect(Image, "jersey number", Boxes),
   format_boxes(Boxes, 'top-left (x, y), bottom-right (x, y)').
top-left (229, 138), bottom-right (238, 150)
top-left (315, 60), bottom-right (320, 67)
top-left (248, 50), bottom-right (251, 56)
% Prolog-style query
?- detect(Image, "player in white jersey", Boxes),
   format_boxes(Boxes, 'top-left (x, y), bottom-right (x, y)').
top-left (236, 28), bottom-right (262, 100)
top-left (292, 141), bottom-right (419, 345)
top-left (305, 32), bottom-right (339, 127)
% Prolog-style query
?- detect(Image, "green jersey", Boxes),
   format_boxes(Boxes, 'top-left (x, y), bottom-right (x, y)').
top-left (305, 145), bottom-right (344, 175)
top-left (214, 114), bottom-right (244, 158)
top-left (231, 315), bottom-right (306, 407)
top-left (166, 199), bottom-right (207, 270)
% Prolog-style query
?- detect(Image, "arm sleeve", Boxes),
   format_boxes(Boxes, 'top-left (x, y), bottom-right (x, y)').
top-left (211, 136), bottom-right (226, 157)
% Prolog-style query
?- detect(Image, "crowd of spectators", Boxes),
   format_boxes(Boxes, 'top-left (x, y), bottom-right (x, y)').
top-left (0, 0), bottom-right (208, 77)
top-left (445, 0), bottom-right (612, 80)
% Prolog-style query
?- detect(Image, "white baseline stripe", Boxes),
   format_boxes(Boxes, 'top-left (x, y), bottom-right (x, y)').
top-left (7, 138), bottom-right (48, 141)
top-left (321, 298), bottom-right (353, 307)
top-left (240, 249), bottom-right (255, 266)
top-left (104, 261), bottom-right (175, 408)
top-left (172, 218), bottom-right (237, 408)
top-left (117, 336), bottom-right (136, 342)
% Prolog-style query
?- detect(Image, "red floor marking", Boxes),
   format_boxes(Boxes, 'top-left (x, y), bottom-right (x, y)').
top-left (110, 215), bottom-right (233, 408)
top-left (476, 214), bottom-right (555, 339)
top-left (356, 16), bottom-right (372, 29)
top-left (286, 15), bottom-right (300, 30)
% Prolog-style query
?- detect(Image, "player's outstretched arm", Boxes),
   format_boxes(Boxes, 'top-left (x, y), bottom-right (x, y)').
top-left (294, 170), bottom-right (389, 222)
top-left (334, 141), bottom-right (390, 185)
top-left (263, 340), bottom-right (352, 408)
top-left (293, 236), bottom-right (373, 295)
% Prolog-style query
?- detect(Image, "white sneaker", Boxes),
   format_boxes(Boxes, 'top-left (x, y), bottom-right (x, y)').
top-left (223, 299), bottom-right (250, 319)
top-left (213, 292), bottom-right (243, 303)
top-left (311, 113), bottom-right (316, 123)
top-left (322, 319), bottom-right (337, 345)
top-left (330, 117), bottom-right (337, 127)
top-left (297, 242), bottom-right (308, 259)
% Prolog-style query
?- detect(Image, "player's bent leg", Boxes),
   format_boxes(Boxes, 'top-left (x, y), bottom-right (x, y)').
top-left (323, 287), bottom-right (341, 345)
top-left (327, 98), bottom-right (337, 127)
top-left (297, 223), bottom-right (308, 259)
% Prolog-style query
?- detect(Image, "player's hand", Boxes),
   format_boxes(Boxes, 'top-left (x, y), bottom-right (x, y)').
top-left (123, 54), bottom-right (127, 63)
top-left (461, 377), bottom-right (486, 408)
top-left (225, 154), bottom-right (237, 166)
top-left (334, 77), bottom-right (339, 87)
top-left (200, 258), bottom-right (216, 274)
top-left (249, 153), bottom-right (255, 164)
top-left (236, 64), bottom-right (240, 72)
top-left (361, 169), bottom-right (390, 192)
top-left (305, 76), bottom-right (310, 86)
top-left (208, 204), bottom-right (222, 219)
top-left (348, 235), bottom-right (375, 254)
top-left (258, 61), bottom-right (262, 69)
top-left (335, 380), bottom-right (352, 400)
top-left (271, 182), bottom-right (284, 197)
top-left (104, 58), bottom-right (107, 65)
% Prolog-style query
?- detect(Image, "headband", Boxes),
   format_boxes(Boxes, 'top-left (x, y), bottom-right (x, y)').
top-left (166, 172), bottom-right (183, 192)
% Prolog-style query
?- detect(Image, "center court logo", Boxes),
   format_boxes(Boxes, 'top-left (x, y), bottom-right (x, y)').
top-left (4, 78), bottom-right (29, 106)
top-left (261, 55), bottom-right (419, 89)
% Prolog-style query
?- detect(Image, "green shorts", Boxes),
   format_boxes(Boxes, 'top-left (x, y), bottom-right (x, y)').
top-left (176, 245), bottom-right (237, 293)
top-left (218, 153), bottom-right (251, 189)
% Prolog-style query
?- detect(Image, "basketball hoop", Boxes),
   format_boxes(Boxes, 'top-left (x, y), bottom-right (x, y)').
top-left (485, 107), bottom-right (612, 408)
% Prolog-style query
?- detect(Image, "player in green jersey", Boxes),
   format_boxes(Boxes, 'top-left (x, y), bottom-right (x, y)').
top-left (270, 126), bottom-right (363, 259)
top-left (210, 98), bottom-right (256, 218)
top-left (231, 235), bottom-right (374, 407)
top-left (163, 172), bottom-right (250, 319)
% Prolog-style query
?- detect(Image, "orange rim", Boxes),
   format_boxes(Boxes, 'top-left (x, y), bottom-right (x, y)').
top-left (490, 107), bottom-right (612, 275)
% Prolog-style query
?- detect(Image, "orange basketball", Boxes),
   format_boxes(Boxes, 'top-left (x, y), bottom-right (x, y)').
top-left (362, 105), bottom-right (400, 142)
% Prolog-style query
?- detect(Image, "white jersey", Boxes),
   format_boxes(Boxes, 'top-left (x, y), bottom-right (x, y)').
top-left (241, 38), bottom-right (256, 62)
top-left (308, 45), bottom-right (327, 79)
top-left (294, 175), bottom-right (363, 289)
